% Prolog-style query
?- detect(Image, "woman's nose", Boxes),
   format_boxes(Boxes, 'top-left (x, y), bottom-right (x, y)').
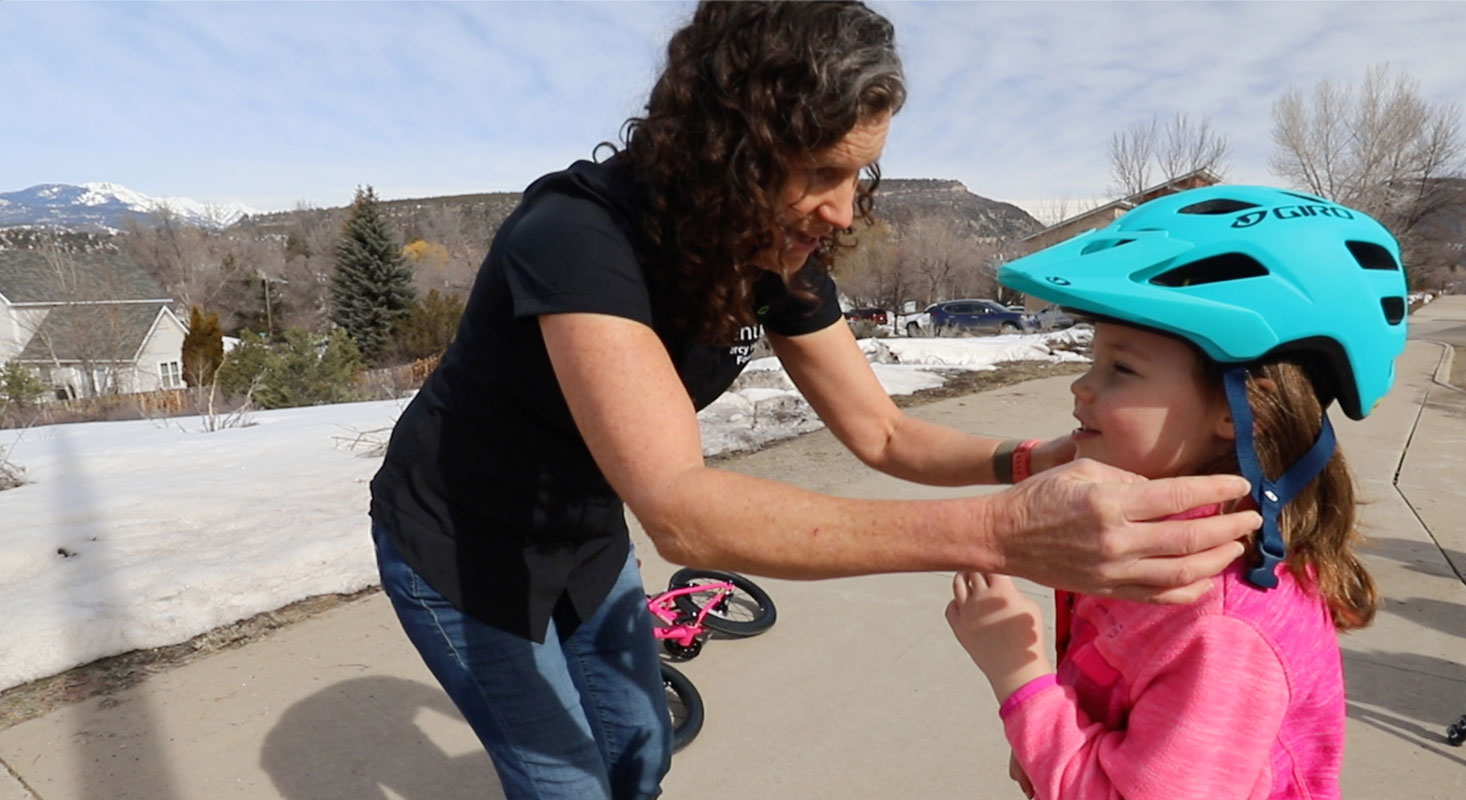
top-left (816, 181), bottom-right (856, 230)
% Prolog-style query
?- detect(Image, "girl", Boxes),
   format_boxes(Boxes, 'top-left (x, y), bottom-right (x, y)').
top-left (946, 185), bottom-right (1408, 799)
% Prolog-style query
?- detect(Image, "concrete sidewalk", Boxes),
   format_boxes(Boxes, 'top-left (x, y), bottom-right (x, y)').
top-left (2, 299), bottom-right (1463, 799)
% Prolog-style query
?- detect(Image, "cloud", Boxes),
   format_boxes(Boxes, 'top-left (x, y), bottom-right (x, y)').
top-left (2, 1), bottom-right (1462, 214)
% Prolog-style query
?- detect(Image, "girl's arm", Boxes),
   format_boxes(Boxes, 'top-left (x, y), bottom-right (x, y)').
top-left (542, 311), bottom-right (1255, 597)
top-left (1001, 616), bottom-right (1289, 800)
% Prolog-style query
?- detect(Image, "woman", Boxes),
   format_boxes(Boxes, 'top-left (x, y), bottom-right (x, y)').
top-left (368, 3), bottom-right (1259, 798)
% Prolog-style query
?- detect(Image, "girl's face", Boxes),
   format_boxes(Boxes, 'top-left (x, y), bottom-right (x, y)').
top-left (761, 112), bottom-right (891, 274)
top-left (1069, 322), bottom-right (1235, 479)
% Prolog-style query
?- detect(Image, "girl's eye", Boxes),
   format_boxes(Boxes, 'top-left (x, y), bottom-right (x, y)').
top-left (1112, 362), bottom-right (1136, 375)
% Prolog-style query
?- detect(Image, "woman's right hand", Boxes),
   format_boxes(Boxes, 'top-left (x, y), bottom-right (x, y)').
top-left (989, 458), bottom-right (1257, 603)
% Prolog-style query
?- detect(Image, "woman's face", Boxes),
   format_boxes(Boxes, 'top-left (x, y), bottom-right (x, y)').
top-left (1069, 322), bottom-right (1235, 479)
top-left (762, 111), bottom-right (892, 274)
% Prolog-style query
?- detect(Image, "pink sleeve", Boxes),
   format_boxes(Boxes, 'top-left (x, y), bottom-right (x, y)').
top-left (1001, 615), bottom-right (1288, 800)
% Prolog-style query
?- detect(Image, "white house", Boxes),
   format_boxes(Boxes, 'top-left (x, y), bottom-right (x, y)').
top-left (0, 249), bottom-right (187, 400)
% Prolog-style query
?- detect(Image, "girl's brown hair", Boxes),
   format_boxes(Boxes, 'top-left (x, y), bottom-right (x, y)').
top-left (613, 1), bottom-right (905, 344)
top-left (1201, 359), bottom-right (1379, 630)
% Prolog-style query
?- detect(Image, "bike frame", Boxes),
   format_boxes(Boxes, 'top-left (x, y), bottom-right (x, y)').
top-left (646, 581), bottom-right (735, 647)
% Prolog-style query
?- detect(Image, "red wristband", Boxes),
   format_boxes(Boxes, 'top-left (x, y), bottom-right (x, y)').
top-left (1011, 439), bottom-right (1042, 483)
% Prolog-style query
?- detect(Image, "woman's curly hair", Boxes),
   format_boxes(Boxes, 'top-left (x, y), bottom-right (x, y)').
top-left (613, 1), bottom-right (905, 344)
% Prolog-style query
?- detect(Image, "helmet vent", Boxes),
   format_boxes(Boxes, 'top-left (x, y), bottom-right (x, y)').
top-left (1281, 191), bottom-right (1328, 204)
top-left (1080, 238), bottom-right (1135, 256)
top-left (1178, 199), bottom-right (1260, 215)
top-left (1381, 296), bottom-right (1406, 325)
top-left (1149, 253), bottom-right (1269, 287)
top-left (1346, 240), bottom-right (1400, 271)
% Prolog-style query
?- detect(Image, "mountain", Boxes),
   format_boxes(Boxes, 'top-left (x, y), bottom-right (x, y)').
top-left (0, 183), bottom-right (259, 232)
top-left (875, 179), bottom-right (1042, 240)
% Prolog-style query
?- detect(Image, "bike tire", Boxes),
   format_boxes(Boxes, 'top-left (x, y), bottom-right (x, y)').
top-left (668, 568), bottom-right (777, 637)
top-left (661, 662), bottom-right (703, 753)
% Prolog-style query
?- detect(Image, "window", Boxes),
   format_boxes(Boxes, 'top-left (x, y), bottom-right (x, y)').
top-left (159, 360), bottom-right (182, 389)
top-left (91, 367), bottom-right (116, 395)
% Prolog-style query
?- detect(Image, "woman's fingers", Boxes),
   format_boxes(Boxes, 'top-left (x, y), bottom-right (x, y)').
top-left (1117, 472), bottom-right (1253, 523)
top-left (994, 459), bottom-right (1259, 601)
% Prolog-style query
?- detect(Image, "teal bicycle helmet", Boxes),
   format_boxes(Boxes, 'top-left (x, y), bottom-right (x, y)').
top-left (1001, 185), bottom-right (1406, 420)
top-left (1000, 185), bottom-right (1408, 588)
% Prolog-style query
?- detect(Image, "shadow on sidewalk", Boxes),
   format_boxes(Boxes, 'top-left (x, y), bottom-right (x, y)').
top-left (261, 676), bottom-right (502, 800)
top-left (1344, 648), bottom-right (1466, 762)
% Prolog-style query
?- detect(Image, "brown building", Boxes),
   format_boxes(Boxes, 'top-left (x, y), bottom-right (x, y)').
top-left (1012, 169), bottom-right (1222, 309)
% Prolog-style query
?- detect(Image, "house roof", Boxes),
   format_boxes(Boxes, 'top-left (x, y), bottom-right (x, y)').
top-left (0, 250), bottom-right (168, 304)
top-left (16, 303), bottom-right (168, 364)
top-left (1019, 168), bottom-right (1223, 243)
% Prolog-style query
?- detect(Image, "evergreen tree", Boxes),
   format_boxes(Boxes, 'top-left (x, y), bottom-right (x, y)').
top-left (0, 361), bottom-right (47, 407)
top-left (215, 330), bottom-right (274, 399)
top-left (331, 186), bottom-right (416, 364)
top-left (391, 289), bottom-right (465, 361)
top-left (182, 306), bottom-right (225, 387)
top-left (213, 328), bottom-right (364, 409)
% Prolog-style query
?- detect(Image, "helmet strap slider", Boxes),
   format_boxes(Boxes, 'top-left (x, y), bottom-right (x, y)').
top-left (1222, 368), bottom-right (1337, 590)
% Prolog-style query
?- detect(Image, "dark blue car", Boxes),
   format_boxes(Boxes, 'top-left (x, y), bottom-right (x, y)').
top-left (926, 299), bottom-right (1037, 336)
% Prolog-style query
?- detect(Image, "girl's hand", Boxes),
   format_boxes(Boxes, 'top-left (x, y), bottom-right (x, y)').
top-left (945, 571), bottom-right (1052, 703)
top-left (1027, 433), bottom-right (1076, 476)
top-left (1009, 750), bottom-right (1035, 799)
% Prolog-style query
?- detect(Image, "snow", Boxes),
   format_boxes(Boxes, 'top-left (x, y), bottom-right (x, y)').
top-left (78, 181), bottom-right (260, 227)
top-left (0, 329), bottom-right (1090, 692)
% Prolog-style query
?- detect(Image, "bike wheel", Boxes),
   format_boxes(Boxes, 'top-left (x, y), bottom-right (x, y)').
top-left (668, 568), bottom-right (776, 637)
top-left (661, 663), bottom-right (703, 753)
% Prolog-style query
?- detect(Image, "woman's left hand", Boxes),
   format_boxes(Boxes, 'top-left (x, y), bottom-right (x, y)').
top-left (945, 571), bottom-right (1052, 703)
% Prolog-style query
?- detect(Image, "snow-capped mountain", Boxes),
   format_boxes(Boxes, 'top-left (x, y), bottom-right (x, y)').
top-left (0, 182), bottom-right (259, 232)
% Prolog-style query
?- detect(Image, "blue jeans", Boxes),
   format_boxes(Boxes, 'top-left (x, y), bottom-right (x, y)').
top-left (372, 524), bottom-right (670, 799)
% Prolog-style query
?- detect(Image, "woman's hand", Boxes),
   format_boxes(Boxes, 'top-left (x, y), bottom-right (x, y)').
top-left (993, 458), bottom-right (1256, 603)
top-left (945, 571), bottom-right (1052, 703)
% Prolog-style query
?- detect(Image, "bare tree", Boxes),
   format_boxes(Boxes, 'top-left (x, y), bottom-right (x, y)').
top-left (832, 217), bottom-right (908, 310)
top-left (1027, 194), bottom-right (1106, 227)
top-left (1110, 112), bottom-right (1230, 197)
top-left (1271, 63), bottom-right (1466, 278)
top-left (1109, 117), bottom-right (1157, 198)
top-left (900, 216), bottom-right (987, 302)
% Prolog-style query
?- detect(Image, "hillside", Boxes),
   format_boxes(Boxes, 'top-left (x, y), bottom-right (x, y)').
top-left (236, 179), bottom-right (1040, 243)
top-left (875, 178), bottom-right (1041, 240)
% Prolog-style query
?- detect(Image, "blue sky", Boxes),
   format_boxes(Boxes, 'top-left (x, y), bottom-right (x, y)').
top-left (5, 1), bottom-right (1465, 218)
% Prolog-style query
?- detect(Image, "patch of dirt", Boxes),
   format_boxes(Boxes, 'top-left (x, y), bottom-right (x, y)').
top-left (0, 358), bottom-right (1088, 732)
top-left (0, 588), bottom-right (377, 731)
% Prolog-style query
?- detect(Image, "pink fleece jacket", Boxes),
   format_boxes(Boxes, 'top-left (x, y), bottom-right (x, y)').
top-left (1000, 517), bottom-right (1347, 799)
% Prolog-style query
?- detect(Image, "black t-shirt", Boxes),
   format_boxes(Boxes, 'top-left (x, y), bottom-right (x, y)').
top-left (369, 156), bottom-right (841, 642)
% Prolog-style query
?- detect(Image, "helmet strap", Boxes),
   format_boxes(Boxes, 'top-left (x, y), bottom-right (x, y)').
top-left (1222, 368), bottom-right (1336, 589)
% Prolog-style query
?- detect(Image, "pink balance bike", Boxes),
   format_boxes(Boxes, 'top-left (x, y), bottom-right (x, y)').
top-left (648, 568), bottom-right (776, 752)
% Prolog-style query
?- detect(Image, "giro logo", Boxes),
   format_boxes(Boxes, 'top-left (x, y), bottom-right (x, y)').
top-left (1231, 211), bottom-right (1268, 229)
top-left (1046, 276), bottom-right (1071, 286)
top-left (1231, 204), bottom-right (1355, 229)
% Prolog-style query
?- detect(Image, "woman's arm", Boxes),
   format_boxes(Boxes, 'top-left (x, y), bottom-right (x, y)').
top-left (767, 320), bottom-right (1073, 484)
top-left (541, 312), bottom-right (1256, 599)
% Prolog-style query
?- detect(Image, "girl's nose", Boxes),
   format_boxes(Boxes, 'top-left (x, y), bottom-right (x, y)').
top-left (1070, 370), bottom-right (1094, 400)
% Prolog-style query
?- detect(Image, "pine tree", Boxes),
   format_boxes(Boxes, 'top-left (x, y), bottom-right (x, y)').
top-left (331, 186), bottom-right (417, 364)
top-left (391, 289), bottom-right (465, 361)
top-left (181, 306), bottom-right (225, 387)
